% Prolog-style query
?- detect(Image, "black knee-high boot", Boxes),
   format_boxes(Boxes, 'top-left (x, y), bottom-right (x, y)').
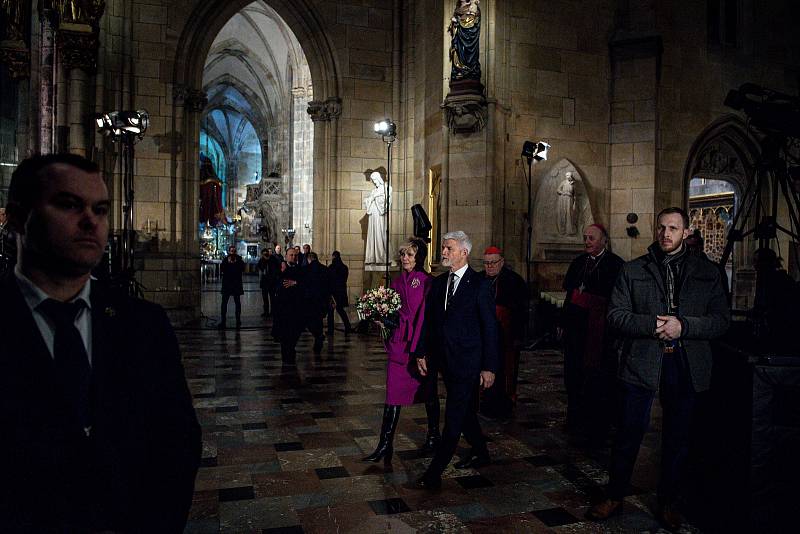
top-left (363, 404), bottom-right (401, 464)
top-left (422, 397), bottom-right (441, 452)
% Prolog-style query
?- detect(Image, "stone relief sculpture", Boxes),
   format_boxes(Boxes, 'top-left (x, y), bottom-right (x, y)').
top-left (448, 0), bottom-right (481, 81)
top-left (364, 171), bottom-right (392, 266)
top-left (532, 159), bottom-right (594, 252)
top-left (556, 171), bottom-right (578, 236)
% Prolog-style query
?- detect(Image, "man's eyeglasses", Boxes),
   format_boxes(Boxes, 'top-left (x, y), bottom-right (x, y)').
top-left (483, 259), bottom-right (503, 266)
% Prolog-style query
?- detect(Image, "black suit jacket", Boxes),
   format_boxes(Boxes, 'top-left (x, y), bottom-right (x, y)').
top-left (303, 261), bottom-right (332, 316)
top-left (0, 274), bottom-right (201, 532)
top-left (414, 266), bottom-right (499, 380)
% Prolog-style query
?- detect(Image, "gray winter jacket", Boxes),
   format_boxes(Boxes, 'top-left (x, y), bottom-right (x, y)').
top-left (608, 245), bottom-right (730, 392)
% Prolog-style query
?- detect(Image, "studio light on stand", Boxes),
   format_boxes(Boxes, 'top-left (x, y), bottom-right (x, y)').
top-left (521, 140), bottom-right (550, 349)
top-left (96, 109), bottom-right (149, 296)
top-left (374, 118), bottom-right (396, 287)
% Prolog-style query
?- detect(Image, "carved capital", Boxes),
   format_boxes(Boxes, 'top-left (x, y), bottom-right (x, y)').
top-left (57, 27), bottom-right (99, 72)
top-left (441, 92), bottom-right (487, 134)
top-left (0, 40), bottom-right (31, 80)
top-left (307, 97), bottom-right (342, 122)
top-left (173, 84), bottom-right (207, 113)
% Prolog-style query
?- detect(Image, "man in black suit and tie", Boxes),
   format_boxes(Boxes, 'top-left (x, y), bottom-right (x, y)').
top-left (414, 230), bottom-right (499, 490)
top-left (0, 154), bottom-right (201, 532)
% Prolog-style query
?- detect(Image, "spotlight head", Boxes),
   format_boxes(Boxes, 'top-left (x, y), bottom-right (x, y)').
top-left (373, 119), bottom-right (396, 138)
top-left (119, 109), bottom-right (149, 135)
top-left (94, 112), bottom-right (117, 136)
top-left (521, 140), bottom-right (536, 159)
top-left (534, 141), bottom-right (550, 161)
top-left (521, 140), bottom-right (550, 161)
top-left (96, 109), bottom-right (149, 138)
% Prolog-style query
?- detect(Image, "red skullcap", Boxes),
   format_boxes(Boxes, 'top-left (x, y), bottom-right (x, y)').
top-left (484, 246), bottom-right (503, 255)
top-left (588, 223), bottom-right (608, 237)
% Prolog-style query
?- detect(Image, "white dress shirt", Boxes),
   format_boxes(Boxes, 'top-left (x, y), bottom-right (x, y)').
top-left (14, 265), bottom-right (94, 365)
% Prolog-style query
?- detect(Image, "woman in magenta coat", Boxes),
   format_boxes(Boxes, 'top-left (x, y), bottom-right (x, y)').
top-left (363, 238), bottom-right (439, 464)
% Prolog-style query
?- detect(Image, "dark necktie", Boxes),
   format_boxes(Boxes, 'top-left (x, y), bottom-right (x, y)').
top-left (446, 272), bottom-right (457, 309)
top-left (38, 298), bottom-right (92, 436)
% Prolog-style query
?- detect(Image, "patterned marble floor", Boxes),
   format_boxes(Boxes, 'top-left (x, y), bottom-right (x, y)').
top-left (179, 321), bottom-right (700, 533)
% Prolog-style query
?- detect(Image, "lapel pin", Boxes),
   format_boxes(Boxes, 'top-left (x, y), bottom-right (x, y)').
top-left (104, 307), bottom-right (116, 317)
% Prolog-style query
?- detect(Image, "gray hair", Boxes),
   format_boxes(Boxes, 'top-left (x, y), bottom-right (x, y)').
top-left (442, 230), bottom-right (472, 254)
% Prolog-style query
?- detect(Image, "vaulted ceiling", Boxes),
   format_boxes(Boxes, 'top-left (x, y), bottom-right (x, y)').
top-left (202, 1), bottom-right (310, 167)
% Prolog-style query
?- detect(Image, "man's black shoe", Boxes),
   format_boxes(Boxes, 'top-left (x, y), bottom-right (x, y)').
top-left (454, 451), bottom-right (490, 469)
top-left (414, 474), bottom-right (441, 490)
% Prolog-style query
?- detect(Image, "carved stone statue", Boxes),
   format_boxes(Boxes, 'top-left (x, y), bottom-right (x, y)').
top-left (556, 171), bottom-right (578, 236)
top-left (448, 0), bottom-right (481, 82)
top-left (364, 171), bottom-right (392, 265)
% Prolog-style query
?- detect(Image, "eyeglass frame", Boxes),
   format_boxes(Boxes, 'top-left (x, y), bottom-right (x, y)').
top-left (482, 258), bottom-right (503, 266)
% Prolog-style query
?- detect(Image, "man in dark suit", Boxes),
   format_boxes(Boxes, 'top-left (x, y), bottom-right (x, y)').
top-left (587, 207), bottom-right (729, 530)
top-left (414, 230), bottom-right (499, 490)
top-left (220, 244), bottom-right (245, 329)
top-left (302, 251), bottom-right (331, 354)
top-left (275, 246), bottom-right (305, 361)
top-left (0, 154), bottom-right (201, 532)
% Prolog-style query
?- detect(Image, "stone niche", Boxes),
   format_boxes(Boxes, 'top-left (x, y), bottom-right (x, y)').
top-left (531, 159), bottom-right (595, 290)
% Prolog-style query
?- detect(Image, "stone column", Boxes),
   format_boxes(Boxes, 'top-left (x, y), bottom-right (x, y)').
top-left (38, 12), bottom-right (56, 154)
top-left (57, 26), bottom-right (99, 157)
top-left (307, 97), bottom-right (341, 257)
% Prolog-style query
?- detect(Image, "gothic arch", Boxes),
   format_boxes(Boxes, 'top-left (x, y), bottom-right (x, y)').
top-left (683, 114), bottom-right (761, 205)
top-left (170, 0), bottom-right (342, 257)
top-left (683, 114), bottom-right (763, 306)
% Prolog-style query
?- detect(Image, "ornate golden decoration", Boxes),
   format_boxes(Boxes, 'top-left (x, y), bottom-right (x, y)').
top-left (54, 0), bottom-right (105, 28)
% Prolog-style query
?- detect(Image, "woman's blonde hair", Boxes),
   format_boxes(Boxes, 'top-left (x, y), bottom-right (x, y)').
top-left (398, 238), bottom-right (428, 271)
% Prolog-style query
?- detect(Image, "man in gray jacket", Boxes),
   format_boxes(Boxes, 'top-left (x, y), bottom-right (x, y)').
top-left (587, 207), bottom-right (730, 530)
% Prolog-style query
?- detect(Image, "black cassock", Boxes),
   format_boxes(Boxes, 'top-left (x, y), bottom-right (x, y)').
top-left (561, 250), bottom-right (624, 437)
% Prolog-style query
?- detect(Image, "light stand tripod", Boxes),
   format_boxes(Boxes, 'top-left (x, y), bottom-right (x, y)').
top-left (95, 110), bottom-right (149, 297)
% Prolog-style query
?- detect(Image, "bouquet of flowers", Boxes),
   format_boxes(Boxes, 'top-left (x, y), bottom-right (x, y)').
top-left (356, 286), bottom-right (402, 339)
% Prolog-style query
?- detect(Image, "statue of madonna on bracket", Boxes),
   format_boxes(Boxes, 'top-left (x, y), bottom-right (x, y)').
top-left (442, 0), bottom-right (487, 134)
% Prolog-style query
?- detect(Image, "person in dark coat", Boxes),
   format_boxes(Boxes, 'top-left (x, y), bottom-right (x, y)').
top-left (220, 244), bottom-right (245, 329)
top-left (413, 230), bottom-right (499, 490)
top-left (274, 247), bottom-right (306, 361)
top-left (302, 251), bottom-right (331, 354)
top-left (327, 250), bottom-right (354, 335)
top-left (588, 208), bottom-right (730, 530)
top-left (0, 154), bottom-right (200, 532)
top-left (269, 244), bottom-right (284, 338)
top-left (559, 223), bottom-right (624, 441)
top-left (256, 248), bottom-right (274, 317)
top-left (479, 245), bottom-right (528, 420)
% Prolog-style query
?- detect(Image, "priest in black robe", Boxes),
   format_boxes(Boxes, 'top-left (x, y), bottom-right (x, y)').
top-left (559, 224), bottom-right (624, 444)
top-left (480, 246), bottom-right (528, 419)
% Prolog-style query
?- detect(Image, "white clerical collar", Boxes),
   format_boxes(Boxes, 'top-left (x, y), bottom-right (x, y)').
top-left (590, 248), bottom-right (606, 260)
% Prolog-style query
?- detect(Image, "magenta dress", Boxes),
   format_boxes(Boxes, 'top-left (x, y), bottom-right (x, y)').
top-left (385, 270), bottom-right (431, 405)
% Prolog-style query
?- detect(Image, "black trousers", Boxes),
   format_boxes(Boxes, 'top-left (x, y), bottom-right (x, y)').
top-left (220, 293), bottom-right (241, 323)
top-left (607, 350), bottom-right (696, 503)
top-left (326, 305), bottom-right (352, 333)
top-left (425, 378), bottom-right (487, 477)
top-left (280, 314), bottom-right (324, 361)
top-left (260, 286), bottom-right (271, 315)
